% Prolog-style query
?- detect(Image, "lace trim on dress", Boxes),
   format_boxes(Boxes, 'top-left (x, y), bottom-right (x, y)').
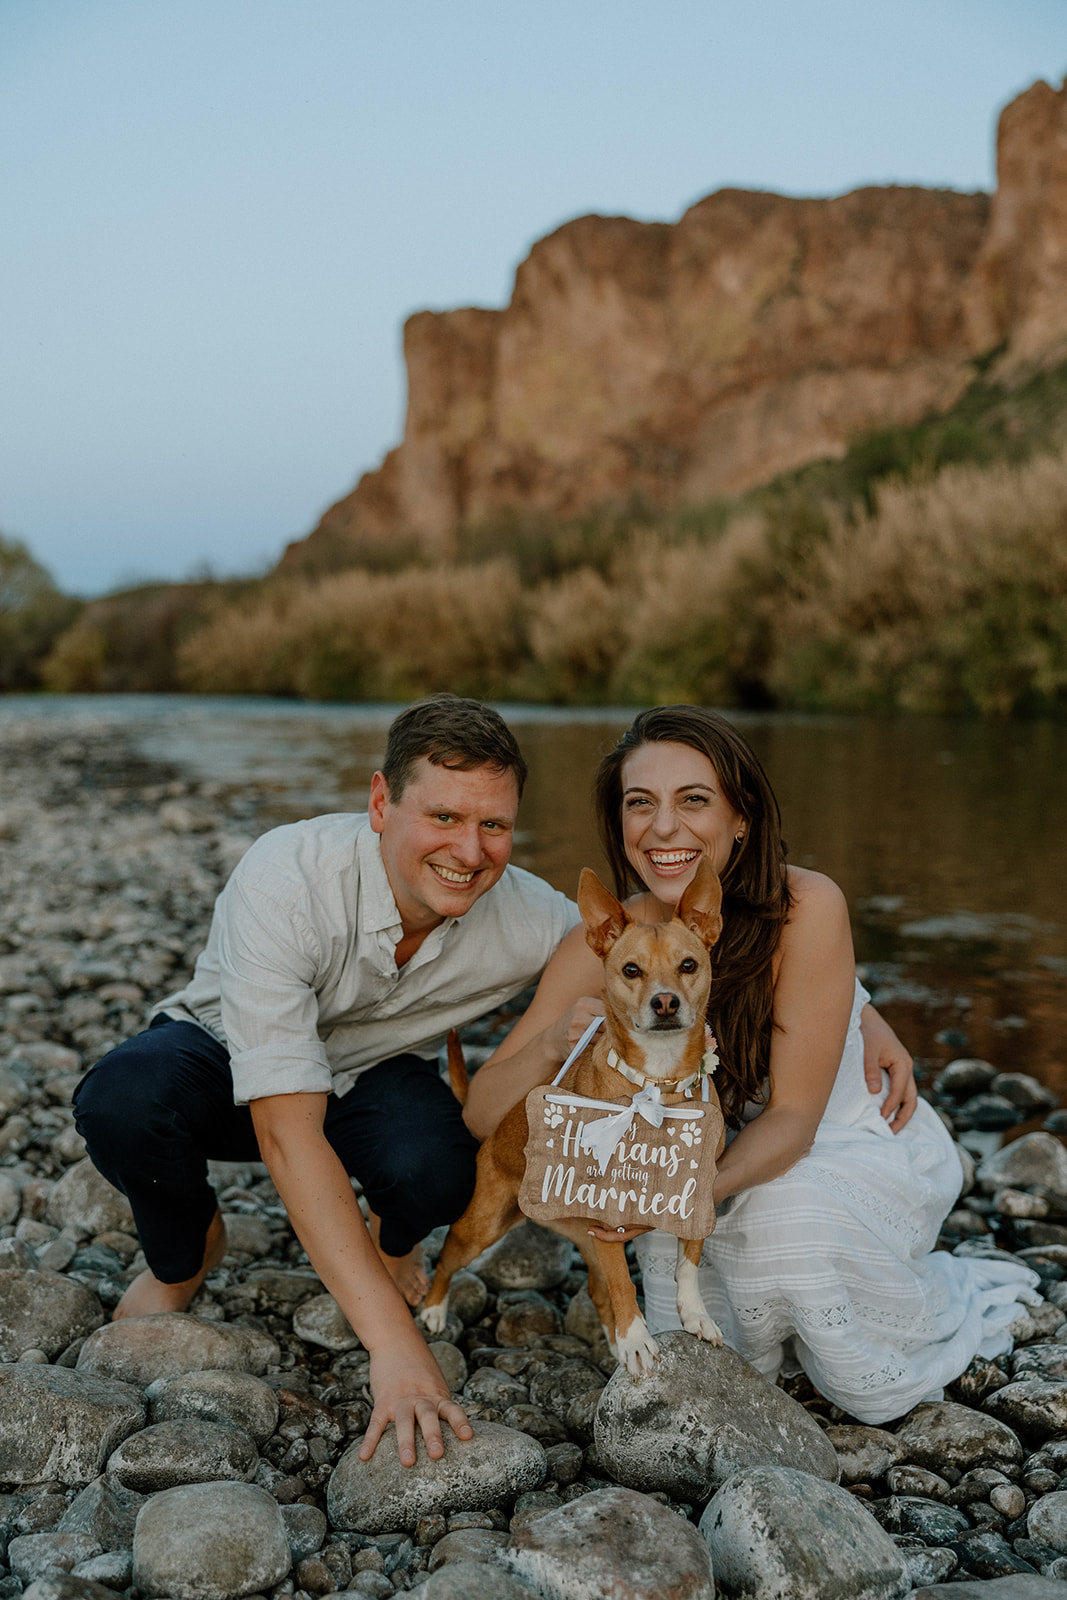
top-left (857, 1359), bottom-right (908, 1392)
top-left (810, 1165), bottom-right (925, 1254)
top-left (735, 1295), bottom-right (936, 1338)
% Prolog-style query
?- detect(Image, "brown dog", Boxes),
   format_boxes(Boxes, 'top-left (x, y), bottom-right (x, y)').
top-left (421, 858), bottom-right (726, 1376)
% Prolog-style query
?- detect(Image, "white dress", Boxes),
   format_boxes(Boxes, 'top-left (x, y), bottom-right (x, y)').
top-left (636, 979), bottom-right (1042, 1424)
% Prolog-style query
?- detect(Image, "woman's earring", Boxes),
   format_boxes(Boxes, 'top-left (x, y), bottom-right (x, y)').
top-left (735, 831), bottom-right (745, 842)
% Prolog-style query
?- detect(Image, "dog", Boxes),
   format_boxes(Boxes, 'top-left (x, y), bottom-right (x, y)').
top-left (421, 857), bottom-right (726, 1376)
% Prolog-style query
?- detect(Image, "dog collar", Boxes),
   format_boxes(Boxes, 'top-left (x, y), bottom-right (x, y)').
top-left (606, 1033), bottom-right (719, 1098)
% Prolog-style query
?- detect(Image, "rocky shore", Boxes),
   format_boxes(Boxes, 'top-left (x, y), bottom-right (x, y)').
top-left (2, 714), bottom-right (1067, 1600)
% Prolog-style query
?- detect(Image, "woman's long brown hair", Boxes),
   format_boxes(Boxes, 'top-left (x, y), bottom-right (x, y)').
top-left (592, 705), bottom-right (792, 1124)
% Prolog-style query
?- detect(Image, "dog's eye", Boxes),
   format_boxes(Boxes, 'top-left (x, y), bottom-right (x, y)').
top-left (621, 962), bottom-right (642, 979)
top-left (678, 957), bottom-right (698, 973)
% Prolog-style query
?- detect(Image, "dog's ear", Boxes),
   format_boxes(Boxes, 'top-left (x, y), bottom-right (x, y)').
top-left (578, 867), bottom-right (632, 958)
top-left (677, 857), bottom-right (723, 950)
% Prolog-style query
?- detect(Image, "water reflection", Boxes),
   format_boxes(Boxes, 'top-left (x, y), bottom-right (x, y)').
top-left (3, 696), bottom-right (1064, 1099)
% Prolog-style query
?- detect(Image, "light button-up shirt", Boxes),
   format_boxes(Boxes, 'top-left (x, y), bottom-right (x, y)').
top-left (154, 813), bottom-right (579, 1104)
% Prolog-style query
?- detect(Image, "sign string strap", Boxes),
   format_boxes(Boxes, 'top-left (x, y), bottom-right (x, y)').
top-left (549, 1014), bottom-right (605, 1087)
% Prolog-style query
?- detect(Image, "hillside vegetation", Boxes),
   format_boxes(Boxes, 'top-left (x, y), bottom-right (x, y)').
top-left (30, 358), bottom-right (1067, 714)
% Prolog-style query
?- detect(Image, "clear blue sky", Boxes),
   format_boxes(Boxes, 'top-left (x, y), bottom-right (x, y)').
top-left (3, 1), bottom-right (1065, 598)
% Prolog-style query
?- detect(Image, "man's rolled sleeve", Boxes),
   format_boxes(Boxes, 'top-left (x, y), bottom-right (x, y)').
top-left (215, 879), bottom-right (333, 1105)
top-left (229, 1040), bottom-right (333, 1103)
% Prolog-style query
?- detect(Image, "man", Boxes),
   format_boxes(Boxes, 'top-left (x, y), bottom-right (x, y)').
top-left (74, 695), bottom-right (579, 1467)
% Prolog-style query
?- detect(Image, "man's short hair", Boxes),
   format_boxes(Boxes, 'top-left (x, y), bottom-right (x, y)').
top-left (381, 695), bottom-right (528, 800)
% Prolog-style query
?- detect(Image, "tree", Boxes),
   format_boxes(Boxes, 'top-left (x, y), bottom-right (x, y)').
top-left (0, 534), bottom-right (82, 690)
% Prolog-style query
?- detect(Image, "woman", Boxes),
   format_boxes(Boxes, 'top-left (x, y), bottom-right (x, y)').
top-left (465, 705), bottom-right (1040, 1424)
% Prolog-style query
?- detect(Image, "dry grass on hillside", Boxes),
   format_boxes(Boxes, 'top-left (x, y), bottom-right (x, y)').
top-left (159, 446), bottom-right (1067, 714)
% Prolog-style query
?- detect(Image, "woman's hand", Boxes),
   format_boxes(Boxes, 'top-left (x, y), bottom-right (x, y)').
top-left (859, 1004), bottom-right (917, 1132)
top-left (584, 1223), bottom-right (651, 1244)
top-left (545, 995), bottom-right (605, 1061)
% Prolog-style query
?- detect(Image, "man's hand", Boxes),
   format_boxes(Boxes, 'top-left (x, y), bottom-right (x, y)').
top-left (360, 1339), bottom-right (473, 1466)
top-left (860, 1004), bottom-right (917, 1132)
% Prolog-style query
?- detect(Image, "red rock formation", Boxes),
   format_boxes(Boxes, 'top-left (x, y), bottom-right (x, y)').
top-left (287, 76), bottom-right (1066, 565)
top-left (964, 77), bottom-right (1067, 371)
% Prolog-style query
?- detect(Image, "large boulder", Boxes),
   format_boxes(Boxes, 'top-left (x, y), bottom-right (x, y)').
top-left (594, 1331), bottom-right (839, 1501)
top-left (0, 1365), bottom-right (144, 1486)
top-left (700, 1464), bottom-right (910, 1599)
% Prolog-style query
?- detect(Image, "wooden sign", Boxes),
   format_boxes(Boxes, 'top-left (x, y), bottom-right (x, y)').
top-left (518, 1083), bottom-right (722, 1241)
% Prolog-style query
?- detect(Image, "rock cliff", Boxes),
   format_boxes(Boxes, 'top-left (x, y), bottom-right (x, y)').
top-left (288, 75), bottom-right (1067, 563)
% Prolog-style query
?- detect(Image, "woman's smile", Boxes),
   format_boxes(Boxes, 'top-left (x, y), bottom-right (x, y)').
top-left (621, 741), bottom-right (745, 902)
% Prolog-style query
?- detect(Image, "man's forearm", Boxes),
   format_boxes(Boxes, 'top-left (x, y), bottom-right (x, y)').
top-left (250, 1092), bottom-right (416, 1347)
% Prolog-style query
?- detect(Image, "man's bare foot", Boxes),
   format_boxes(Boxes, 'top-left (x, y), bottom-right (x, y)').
top-left (367, 1211), bottom-right (430, 1308)
top-left (112, 1209), bottom-right (228, 1321)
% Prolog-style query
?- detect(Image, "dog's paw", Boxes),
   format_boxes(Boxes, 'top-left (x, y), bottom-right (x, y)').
top-left (616, 1318), bottom-right (659, 1378)
top-left (419, 1301), bottom-right (449, 1335)
top-left (681, 1309), bottom-right (723, 1345)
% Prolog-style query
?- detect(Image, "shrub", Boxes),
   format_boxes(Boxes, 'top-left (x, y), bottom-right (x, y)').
top-left (177, 560), bottom-right (526, 701)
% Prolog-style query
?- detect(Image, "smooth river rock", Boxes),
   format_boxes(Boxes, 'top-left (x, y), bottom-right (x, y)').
top-left (594, 1331), bottom-right (840, 1501)
top-left (469, 1221), bottom-right (574, 1291)
top-left (976, 1133), bottom-right (1067, 1197)
top-left (498, 1485), bottom-right (714, 1600)
top-left (700, 1463), bottom-right (911, 1600)
top-left (0, 1269), bottom-right (104, 1361)
top-left (7, 1534), bottom-right (105, 1586)
top-left (419, 1559), bottom-right (534, 1599)
top-left (893, 1400), bottom-right (1024, 1473)
top-left (56, 1474), bottom-right (146, 1549)
top-left (982, 1379), bottom-right (1067, 1442)
top-left (132, 1480), bottom-right (291, 1600)
top-left (76, 1312), bottom-right (279, 1386)
top-left (327, 1421), bottom-right (546, 1534)
top-left (106, 1417), bottom-right (258, 1491)
top-left (45, 1159), bottom-right (134, 1238)
top-left (145, 1368), bottom-right (280, 1444)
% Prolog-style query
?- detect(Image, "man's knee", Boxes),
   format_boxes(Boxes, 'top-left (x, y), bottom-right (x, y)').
top-left (73, 1036), bottom-right (167, 1164)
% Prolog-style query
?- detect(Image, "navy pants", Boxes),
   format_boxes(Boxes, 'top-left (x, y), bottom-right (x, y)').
top-left (73, 1016), bottom-right (479, 1283)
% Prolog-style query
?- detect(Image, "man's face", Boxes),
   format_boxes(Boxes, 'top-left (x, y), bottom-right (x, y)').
top-left (369, 757), bottom-right (519, 936)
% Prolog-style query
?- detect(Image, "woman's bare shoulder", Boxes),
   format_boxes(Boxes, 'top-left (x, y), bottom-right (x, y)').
top-left (785, 864), bottom-right (848, 915)
top-left (775, 866), bottom-right (851, 971)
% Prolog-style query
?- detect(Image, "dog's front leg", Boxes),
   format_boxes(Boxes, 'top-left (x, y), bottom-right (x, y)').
top-left (592, 1237), bottom-right (659, 1378)
top-left (675, 1237), bottom-right (723, 1345)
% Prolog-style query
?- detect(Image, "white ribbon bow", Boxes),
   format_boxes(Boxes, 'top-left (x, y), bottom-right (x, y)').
top-left (578, 1083), bottom-right (667, 1176)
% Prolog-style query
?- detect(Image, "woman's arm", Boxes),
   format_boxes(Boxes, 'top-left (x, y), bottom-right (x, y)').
top-left (712, 869), bottom-right (856, 1207)
top-left (462, 923), bottom-right (605, 1141)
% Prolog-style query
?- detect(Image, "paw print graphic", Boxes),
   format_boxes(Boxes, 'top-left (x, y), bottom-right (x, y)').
top-left (543, 1107), bottom-right (564, 1129)
top-left (679, 1124), bottom-right (703, 1148)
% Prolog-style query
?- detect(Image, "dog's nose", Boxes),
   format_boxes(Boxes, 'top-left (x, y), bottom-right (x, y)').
top-left (651, 991), bottom-right (680, 1018)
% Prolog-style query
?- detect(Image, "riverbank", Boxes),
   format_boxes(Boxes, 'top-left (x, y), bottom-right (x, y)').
top-left (2, 716), bottom-right (1067, 1597)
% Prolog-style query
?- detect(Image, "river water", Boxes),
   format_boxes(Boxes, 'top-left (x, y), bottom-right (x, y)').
top-left (2, 694), bottom-right (1065, 1100)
